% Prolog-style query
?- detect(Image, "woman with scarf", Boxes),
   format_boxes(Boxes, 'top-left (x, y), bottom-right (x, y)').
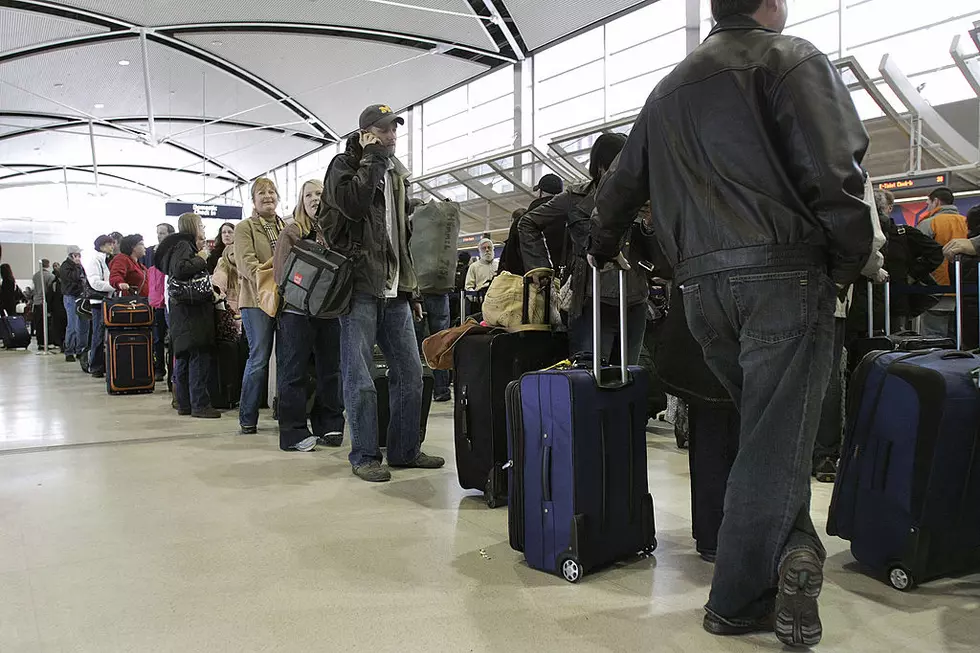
top-left (234, 177), bottom-right (285, 434)
top-left (272, 179), bottom-right (345, 452)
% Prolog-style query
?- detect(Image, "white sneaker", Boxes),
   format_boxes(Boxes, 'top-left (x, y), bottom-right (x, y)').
top-left (292, 436), bottom-right (317, 452)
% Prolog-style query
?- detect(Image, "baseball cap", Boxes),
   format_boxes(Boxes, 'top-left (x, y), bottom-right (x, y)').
top-left (67, 245), bottom-right (81, 255)
top-left (533, 173), bottom-right (564, 195)
top-left (359, 104), bottom-right (405, 131)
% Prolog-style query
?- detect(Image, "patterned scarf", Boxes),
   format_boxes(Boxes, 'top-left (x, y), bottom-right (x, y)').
top-left (253, 210), bottom-right (285, 252)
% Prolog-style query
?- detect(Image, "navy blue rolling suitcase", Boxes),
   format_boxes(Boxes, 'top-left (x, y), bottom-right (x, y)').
top-left (828, 262), bottom-right (980, 590)
top-left (0, 315), bottom-right (31, 350)
top-left (507, 270), bottom-right (656, 582)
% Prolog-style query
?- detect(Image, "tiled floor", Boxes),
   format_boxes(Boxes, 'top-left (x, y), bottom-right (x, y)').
top-left (1, 350), bottom-right (978, 652)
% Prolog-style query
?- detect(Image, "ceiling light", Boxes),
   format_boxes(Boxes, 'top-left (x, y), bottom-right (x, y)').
top-left (94, 103), bottom-right (104, 109)
top-left (118, 59), bottom-right (130, 66)
top-left (211, 40), bottom-right (223, 46)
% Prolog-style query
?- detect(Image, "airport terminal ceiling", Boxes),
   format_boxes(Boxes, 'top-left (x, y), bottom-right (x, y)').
top-left (3, 0), bottom-right (980, 241)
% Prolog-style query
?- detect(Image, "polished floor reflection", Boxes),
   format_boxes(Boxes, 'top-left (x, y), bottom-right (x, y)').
top-left (0, 350), bottom-right (977, 652)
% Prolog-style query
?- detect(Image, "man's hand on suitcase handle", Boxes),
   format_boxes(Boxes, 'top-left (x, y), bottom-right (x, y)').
top-left (528, 269), bottom-right (553, 288)
top-left (587, 252), bottom-right (631, 272)
top-left (944, 239), bottom-right (977, 260)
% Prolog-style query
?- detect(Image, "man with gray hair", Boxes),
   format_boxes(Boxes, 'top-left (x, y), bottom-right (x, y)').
top-left (59, 246), bottom-right (88, 362)
top-left (464, 238), bottom-right (497, 292)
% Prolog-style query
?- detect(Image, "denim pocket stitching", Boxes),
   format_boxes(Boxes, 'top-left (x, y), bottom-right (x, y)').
top-left (730, 271), bottom-right (808, 344)
top-left (681, 283), bottom-right (718, 348)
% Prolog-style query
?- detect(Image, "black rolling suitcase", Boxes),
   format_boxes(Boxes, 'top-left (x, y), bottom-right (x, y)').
top-left (373, 351), bottom-right (434, 447)
top-left (0, 315), bottom-right (31, 350)
top-left (210, 338), bottom-right (245, 409)
top-left (847, 280), bottom-right (954, 373)
top-left (106, 328), bottom-right (155, 395)
top-left (453, 278), bottom-right (568, 508)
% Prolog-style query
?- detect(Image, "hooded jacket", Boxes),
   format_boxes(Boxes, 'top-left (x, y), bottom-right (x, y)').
top-left (155, 233), bottom-right (214, 354)
top-left (320, 134), bottom-right (418, 299)
top-left (589, 15), bottom-right (872, 286)
top-left (917, 205), bottom-right (968, 287)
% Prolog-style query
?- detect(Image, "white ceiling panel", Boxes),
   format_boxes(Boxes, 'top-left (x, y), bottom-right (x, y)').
top-left (50, 0), bottom-right (496, 51)
top-left (0, 165), bottom-right (237, 201)
top-left (178, 32), bottom-right (488, 135)
top-left (0, 125), bottom-right (228, 175)
top-left (0, 7), bottom-right (108, 55)
top-left (506, 0), bottom-right (649, 50)
top-left (147, 120), bottom-right (322, 180)
top-left (0, 38), bottom-right (314, 133)
top-left (0, 116), bottom-right (67, 137)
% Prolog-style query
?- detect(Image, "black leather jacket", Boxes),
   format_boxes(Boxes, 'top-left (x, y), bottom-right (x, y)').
top-left (589, 16), bottom-right (872, 286)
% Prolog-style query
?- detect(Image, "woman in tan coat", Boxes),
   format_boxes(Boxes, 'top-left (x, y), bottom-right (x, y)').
top-left (235, 177), bottom-right (286, 434)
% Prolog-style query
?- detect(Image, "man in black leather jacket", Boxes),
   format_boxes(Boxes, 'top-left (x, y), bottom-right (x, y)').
top-left (588, 0), bottom-right (873, 647)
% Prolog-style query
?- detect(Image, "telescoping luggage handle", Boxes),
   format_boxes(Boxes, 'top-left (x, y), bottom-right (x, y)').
top-left (592, 266), bottom-right (629, 386)
top-left (871, 259), bottom-right (980, 350)
top-left (953, 257), bottom-right (980, 351)
top-left (865, 279), bottom-right (891, 337)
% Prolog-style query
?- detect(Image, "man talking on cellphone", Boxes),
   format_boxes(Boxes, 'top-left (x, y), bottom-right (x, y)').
top-left (320, 104), bottom-right (445, 483)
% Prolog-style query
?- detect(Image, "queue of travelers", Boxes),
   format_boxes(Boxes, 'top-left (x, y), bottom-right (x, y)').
top-left (6, 2), bottom-right (980, 645)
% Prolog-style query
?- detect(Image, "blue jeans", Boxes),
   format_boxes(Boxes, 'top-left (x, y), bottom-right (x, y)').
top-left (417, 294), bottom-right (451, 397)
top-left (174, 348), bottom-right (213, 413)
top-left (88, 306), bottom-right (106, 374)
top-left (152, 307), bottom-right (168, 377)
top-left (340, 293), bottom-right (423, 467)
top-left (681, 266), bottom-right (836, 624)
top-left (62, 295), bottom-right (83, 355)
top-left (813, 317), bottom-right (847, 463)
top-left (277, 313), bottom-right (345, 450)
top-left (569, 301), bottom-right (647, 365)
top-left (239, 307), bottom-right (276, 427)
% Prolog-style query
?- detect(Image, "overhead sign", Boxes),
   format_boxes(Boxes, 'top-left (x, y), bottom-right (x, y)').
top-left (458, 234), bottom-right (482, 248)
top-left (876, 172), bottom-right (950, 193)
top-left (165, 202), bottom-right (243, 221)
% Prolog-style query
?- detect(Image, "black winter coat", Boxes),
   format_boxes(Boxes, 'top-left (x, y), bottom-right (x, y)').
top-left (590, 15), bottom-right (872, 286)
top-left (520, 183), bottom-right (647, 318)
top-left (846, 220), bottom-right (944, 341)
top-left (59, 258), bottom-right (86, 297)
top-left (320, 135), bottom-right (418, 298)
top-left (156, 233), bottom-right (214, 355)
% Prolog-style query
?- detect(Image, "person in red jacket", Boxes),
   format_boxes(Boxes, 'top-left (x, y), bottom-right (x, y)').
top-left (109, 234), bottom-right (149, 297)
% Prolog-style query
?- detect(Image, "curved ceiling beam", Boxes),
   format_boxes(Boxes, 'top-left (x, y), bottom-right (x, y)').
top-left (1, 162), bottom-right (240, 184)
top-left (0, 112), bottom-right (251, 183)
top-left (158, 22), bottom-right (515, 68)
top-left (2, 0), bottom-right (131, 30)
top-left (0, 178), bottom-right (168, 199)
top-left (463, 0), bottom-right (527, 60)
top-left (0, 111), bottom-right (329, 142)
top-left (0, 1), bottom-right (335, 141)
top-left (0, 164), bottom-right (171, 197)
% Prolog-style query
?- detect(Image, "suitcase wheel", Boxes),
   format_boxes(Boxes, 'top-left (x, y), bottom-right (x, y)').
top-left (887, 564), bottom-right (915, 592)
top-left (484, 480), bottom-right (499, 509)
top-left (646, 537), bottom-right (658, 555)
top-left (558, 555), bottom-right (583, 584)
